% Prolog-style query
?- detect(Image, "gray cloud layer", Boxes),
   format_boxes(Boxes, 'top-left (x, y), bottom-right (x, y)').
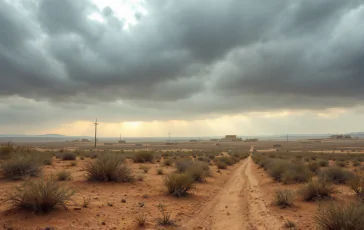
top-left (1, 0), bottom-right (364, 126)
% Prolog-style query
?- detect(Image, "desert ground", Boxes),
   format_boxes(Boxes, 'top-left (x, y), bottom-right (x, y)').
top-left (0, 139), bottom-right (364, 230)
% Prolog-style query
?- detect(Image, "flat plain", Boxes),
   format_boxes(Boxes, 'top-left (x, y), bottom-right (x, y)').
top-left (0, 139), bottom-right (364, 230)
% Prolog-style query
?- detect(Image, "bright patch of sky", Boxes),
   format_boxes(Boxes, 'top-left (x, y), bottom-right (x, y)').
top-left (90, 0), bottom-right (146, 29)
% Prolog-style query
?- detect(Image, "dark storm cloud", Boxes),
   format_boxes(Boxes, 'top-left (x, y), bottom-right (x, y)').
top-left (0, 0), bottom-right (364, 123)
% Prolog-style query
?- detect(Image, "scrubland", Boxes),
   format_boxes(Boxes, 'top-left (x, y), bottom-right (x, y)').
top-left (0, 139), bottom-right (364, 229)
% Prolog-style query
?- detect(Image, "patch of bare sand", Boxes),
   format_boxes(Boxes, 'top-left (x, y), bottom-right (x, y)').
top-left (184, 157), bottom-right (281, 230)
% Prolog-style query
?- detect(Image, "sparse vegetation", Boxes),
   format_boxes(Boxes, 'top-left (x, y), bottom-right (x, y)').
top-left (163, 157), bottom-right (173, 166)
top-left (56, 170), bottom-right (72, 181)
top-left (319, 167), bottom-right (356, 184)
top-left (82, 197), bottom-right (91, 208)
top-left (133, 152), bottom-right (154, 163)
top-left (315, 202), bottom-right (364, 230)
top-left (216, 160), bottom-right (228, 169)
top-left (300, 180), bottom-right (336, 201)
top-left (157, 168), bottom-right (164, 175)
top-left (348, 176), bottom-right (364, 201)
top-left (4, 179), bottom-right (76, 213)
top-left (1, 154), bottom-right (42, 180)
top-left (156, 204), bottom-right (174, 226)
top-left (318, 159), bottom-right (329, 167)
top-left (164, 173), bottom-right (194, 197)
top-left (284, 220), bottom-right (296, 229)
top-left (0, 142), bottom-right (15, 159)
top-left (61, 152), bottom-right (76, 161)
top-left (134, 212), bottom-right (147, 226)
top-left (266, 160), bottom-right (312, 184)
top-left (84, 154), bottom-right (134, 182)
top-left (185, 163), bottom-right (210, 183)
top-left (175, 159), bottom-right (193, 173)
top-left (274, 189), bottom-right (295, 208)
top-left (139, 165), bottom-right (151, 173)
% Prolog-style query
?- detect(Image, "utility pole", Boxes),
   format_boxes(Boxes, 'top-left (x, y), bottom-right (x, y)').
top-left (94, 119), bottom-right (99, 148)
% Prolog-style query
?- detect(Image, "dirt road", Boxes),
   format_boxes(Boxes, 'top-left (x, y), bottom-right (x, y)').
top-left (183, 156), bottom-right (280, 230)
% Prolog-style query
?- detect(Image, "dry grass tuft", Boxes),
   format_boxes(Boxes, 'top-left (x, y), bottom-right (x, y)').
top-left (315, 202), bottom-right (364, 230)
top-left (133, 152), bottom-right (154, 163)
top-left (56, 170), bottom-right (72, 181)
top-left (164, 173), bottom-right (194, 197)
top-left (300, 180), bottom-right (336, 201)
top-left (84, 154), bottom-right (134, 182)
top-left (1, 154), bottom-right (42, 180)
top-left (4, 179), bottom-right (76, 213)
top-left (274, 189), bottom-right (295, 208)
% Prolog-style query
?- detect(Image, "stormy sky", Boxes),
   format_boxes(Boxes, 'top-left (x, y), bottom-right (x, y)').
top-left (1, 0), bottom-right (364, 136)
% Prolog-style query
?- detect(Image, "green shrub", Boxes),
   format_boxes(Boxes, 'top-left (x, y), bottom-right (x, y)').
top-left (300, 180), bottom-right (336, 201)
top-left (274, 189), bottom-right (295, 208)
top-left (61, 153), bottom-right (76, 161)
top-left (4, 179), bottom-right (75, 213)
top-left (315, 203), bottom-right (364, 230)
top-left (84, 154), bottom-right (134, 182)
top-left (164, 173), bottom-right (194, 197)
top-left (133, 152), bottom-right (154, 163)
top-left (1, 154), bottom-right (42, 180)
top-left (319, 167), bottom-right (356, 184)
top-left (56, 170), bottom-right (72, 181)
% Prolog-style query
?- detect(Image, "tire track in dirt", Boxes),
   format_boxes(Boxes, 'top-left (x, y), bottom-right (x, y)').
top-left (183, 155), bottom-right (280, 230)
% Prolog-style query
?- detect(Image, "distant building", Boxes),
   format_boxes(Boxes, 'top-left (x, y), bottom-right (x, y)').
top-left (221, 135), bottom-right (242, 142)
top-left (273, 144), bottom-right (282, 148)
top-left (118, 140), bottom-right (126, 143)
top-left (330, 135), bottom-right (352, 139)
top-left (210, 139), bottom-right (220, 141)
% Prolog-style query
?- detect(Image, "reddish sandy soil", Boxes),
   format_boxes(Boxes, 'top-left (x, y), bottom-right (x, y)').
top-left (1, 140), bottom-right (364, 229)
top-left (0, 155), bottom-right (242, 230)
